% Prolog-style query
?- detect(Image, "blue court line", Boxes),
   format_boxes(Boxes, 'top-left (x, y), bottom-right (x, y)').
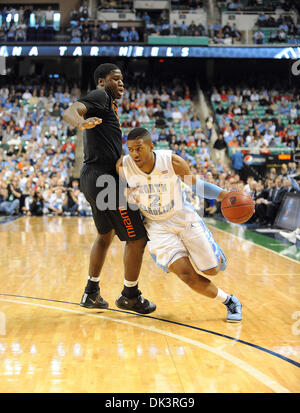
top-left (0, 292), bottom-right (299, 369)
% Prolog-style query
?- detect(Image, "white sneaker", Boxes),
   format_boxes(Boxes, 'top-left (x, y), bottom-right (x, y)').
top-left (279, 231), bottom-right (297, 244)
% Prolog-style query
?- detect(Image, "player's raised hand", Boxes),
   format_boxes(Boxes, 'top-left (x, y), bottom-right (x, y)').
top-left (78, 117), bottom-right (102, 130)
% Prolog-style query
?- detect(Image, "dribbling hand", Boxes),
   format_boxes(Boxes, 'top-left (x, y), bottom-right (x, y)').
top-left (78, 117), bottom-right (102, 130)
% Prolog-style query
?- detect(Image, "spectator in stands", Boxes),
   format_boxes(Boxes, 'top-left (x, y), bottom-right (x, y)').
top-left (0, 187), bottom-right (19, 216)
top-left (171, 20), bottom-right (181, 36)
top-left (70, 8), bottom-right (79, 24)
top-left (256, 13), bottom-right (268, 26)
top-left (77, 191), bottom-right (92, 216)
top-left (29, 190), bottom-right (44, 216)
top-left (160, 21), bottom-right (171, 36)
top-left (188, 21), bottom-right (197, 36)
top-left (82, 27), bottom-right (90, 42)
top-left (288, 34), bottom-right (298, 44)
top-left (278, 28), bottom-right (288, 42)
top-left (180, 21), bottom-right (188, 35)
top-left (213, 134), bottom-right (228, 164)
top-left (128, 26), bottom-right (139, 42)
top-left (227, 1), bottom-right (241, 11)
top-left (6, 24), bottom-right (16, 42)
top-left (255, 176), bottom-right (285, 225)
top-left (79, 1), bottom-right (90, 20)
top-left (34, 8), bottom-right (43, 26)
top-left (99, 21), bottom-right (111, 41)
top-left (119, 26), bottom-right (130, 42)
top-left (279, 18), bottom-right (289, 33)
top-left (269, 29), bottom-right (280, 43)
top-left (63, 179), bottom-right (80, 216)
top-left (253, 29), bottom-right (265, 44)
top-left (231, 148), bottom-right (245, 179)
top-left (230, 23), bottom-right (242, 42)
top-left (171, 106), bottom-right (183, 123)
top-left (213, 29), bottom-right (227, 44)
top-left (71, 25), bottom-right (82, 42)
top-left (45, 6), bottom-right (53, 26)
top-left (1, 7), bottom-right (8, 28)
top-left (15, 21), bottom-right (26, 41)
top-left (23, 6), bottom-right (31, 26)
top-left (145, 20), bottom-right (157, 35)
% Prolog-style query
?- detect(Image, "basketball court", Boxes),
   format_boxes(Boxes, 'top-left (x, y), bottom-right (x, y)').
top-left (0, 216), bottom-right (299, 393)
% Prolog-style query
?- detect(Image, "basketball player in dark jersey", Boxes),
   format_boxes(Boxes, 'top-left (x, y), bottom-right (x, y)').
top-left (63, 63), bottom-right (156, 314)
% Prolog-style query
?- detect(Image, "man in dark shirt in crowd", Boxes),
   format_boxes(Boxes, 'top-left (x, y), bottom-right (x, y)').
top-left (255, 176), bottom-right (287, 226)
top-left (63, 63), bottom-right (156, 314)
top-left (0, 182), bottom-right (21, 216)
top-left (63, 179), bottom-right (80, 216)
top-left (30, 191), bottom-right (44, 216)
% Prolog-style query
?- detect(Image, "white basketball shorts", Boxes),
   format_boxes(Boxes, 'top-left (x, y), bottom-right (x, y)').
top-left (145, 206), bottom-right (227, 274)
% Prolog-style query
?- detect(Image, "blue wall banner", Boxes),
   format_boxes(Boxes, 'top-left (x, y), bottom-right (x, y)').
top-left (1, 45), bottom-right (300, 59)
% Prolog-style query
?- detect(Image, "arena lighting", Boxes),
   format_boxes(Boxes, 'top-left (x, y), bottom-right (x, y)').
top-left (0, 45), bottom-right (300, 59)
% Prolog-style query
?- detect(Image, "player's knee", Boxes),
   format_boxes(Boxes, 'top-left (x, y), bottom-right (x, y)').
top-left (179, 269), bottom-right (197, 286)
top-left (202, 266), bottom-right (219, 276)
top-left (126, 236), bottom-right (147, 250)
top-left (97, 232), bottom-right (114, 249)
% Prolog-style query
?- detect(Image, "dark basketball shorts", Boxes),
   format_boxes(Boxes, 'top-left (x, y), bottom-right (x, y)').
top-left (80, 164), bottom-right (148, 242)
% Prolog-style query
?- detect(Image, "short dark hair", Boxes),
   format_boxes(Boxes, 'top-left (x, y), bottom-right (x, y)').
top-left (93, 63), bottom-right (120, 86)
top-left (127, 127), bottom-right (151, 142)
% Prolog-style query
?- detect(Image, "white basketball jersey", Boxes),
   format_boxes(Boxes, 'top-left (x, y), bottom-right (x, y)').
top-left (122, 150), bottom-right (185, 221)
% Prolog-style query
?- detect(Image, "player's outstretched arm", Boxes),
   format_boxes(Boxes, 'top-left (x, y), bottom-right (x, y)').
top-left (116, 157), bottom-right (125, 179)
top-left (116, 157), bottom-right (140, 204)
top-left (171, 154), bottom-right (228, 201)
top-left (63, 101), bottom-right (102, 130)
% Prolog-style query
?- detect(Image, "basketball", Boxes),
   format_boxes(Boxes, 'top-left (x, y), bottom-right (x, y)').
top-left (221, 191), bottom-right (255, 224)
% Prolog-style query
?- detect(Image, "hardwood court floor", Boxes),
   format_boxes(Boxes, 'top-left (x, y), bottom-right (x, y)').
top-left (0, 217), bottom-right (299, 393)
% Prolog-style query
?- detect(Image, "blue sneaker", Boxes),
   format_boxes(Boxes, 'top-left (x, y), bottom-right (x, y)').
top-left (224, 295), bottom-right (242, 322)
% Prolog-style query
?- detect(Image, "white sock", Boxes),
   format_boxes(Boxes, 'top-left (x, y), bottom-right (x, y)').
top-left (124, 279), bottom-right (138, 288)
top-left (215, 288), bottom-right (229, 303)
top-left (88, 276), bottom-right (100, 282)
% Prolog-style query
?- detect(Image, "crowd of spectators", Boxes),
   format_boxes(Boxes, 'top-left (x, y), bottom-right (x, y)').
top-left (1, 1), bottom-right (299, 44)
top-left (69, 20), bottom-right (141, 43)
top-left (211, 23), bottom-right (242, 44)
top-left (211, 86), bottom-right (300, 153)
top-left (170, 0), bottom-right (204, 10)
top-left (1, 74), bottom-right (299, 229)
top-left (113, 79), bottom-right (300, 224)
top-left (208, 84), bottom-right (300, 224)
top-left (0, 5), bottom-right (58, 42)
top-left (253, 13), bottom-right (299, 44)
top-left (0, 76), bottom-right (92, 218)
top-left (97, 0), bottom-right (133, 10)
top-left (0, 75), bottom-right (218, 219)
top-left (218, 0), bottom-right (298, 12)
top-left (198, 162), bottom-right (300, 224)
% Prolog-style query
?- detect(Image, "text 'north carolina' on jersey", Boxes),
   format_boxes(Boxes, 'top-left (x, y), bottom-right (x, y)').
top-left (122, 150), bottom-right (185, 221)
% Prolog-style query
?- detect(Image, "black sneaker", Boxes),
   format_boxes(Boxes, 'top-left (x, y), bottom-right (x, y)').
top-left (115, 294), bottom-right (156, 314)
top-left (80, 291), bottom-right (109, 309)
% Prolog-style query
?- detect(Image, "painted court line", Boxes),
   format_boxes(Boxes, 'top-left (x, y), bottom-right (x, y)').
top-left (0, 297), bottom-right (291, 393)
top-left (0, 292), bottom-right (299, 368)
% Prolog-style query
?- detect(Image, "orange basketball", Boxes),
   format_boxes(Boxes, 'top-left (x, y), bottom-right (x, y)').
top-left (221, 191), bottom-right (255, 224)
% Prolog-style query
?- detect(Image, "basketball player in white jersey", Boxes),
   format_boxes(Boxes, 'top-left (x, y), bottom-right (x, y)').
top-left (116, 127), bottom-right (242, 322)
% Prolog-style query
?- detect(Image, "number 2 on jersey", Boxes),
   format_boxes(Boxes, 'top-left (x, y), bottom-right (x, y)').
top-left (149, 194), bottom-right (161, 208)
